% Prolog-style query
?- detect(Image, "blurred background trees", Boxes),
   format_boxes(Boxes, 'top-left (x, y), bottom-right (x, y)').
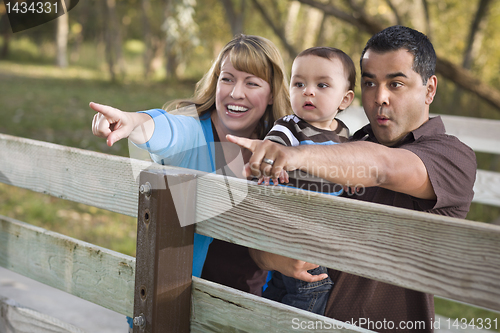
top-left (1, 0), bottom-right (499, 115)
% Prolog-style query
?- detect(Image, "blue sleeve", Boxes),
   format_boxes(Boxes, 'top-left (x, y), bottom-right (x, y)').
top-left (135, 109), bottom-right (214, 172)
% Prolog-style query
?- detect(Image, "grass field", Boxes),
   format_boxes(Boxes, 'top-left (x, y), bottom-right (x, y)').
top-left (0, 40), bottom-right (499, 328)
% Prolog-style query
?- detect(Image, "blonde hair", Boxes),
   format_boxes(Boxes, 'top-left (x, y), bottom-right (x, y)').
top-left (166, 34), bottom-right (291, 139)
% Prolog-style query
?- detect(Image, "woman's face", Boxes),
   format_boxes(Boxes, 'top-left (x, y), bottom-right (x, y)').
top-left (213, 56), bottom-right (273, 138)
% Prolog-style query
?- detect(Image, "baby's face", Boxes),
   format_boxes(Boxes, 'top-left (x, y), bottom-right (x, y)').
top-left (290, 55), bottom-right (351, 130)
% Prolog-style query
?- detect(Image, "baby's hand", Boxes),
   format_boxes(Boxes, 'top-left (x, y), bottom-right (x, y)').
top-left (257, 176), bottom-right (271, 185)
top-left (278, 169), bottom-right (289, 184)
top-left (257, 170), bottom-right (289, 186)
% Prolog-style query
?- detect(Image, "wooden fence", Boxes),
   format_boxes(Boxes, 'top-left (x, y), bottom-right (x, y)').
top-left (1, 112), bottom-right (500, 332)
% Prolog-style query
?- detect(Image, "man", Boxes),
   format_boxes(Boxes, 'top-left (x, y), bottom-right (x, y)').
top-left (228, 25), bottom-right (476, 332)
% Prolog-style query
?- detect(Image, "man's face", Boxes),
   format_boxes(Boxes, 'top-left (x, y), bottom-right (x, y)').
top-left (360, 49), bottom-right (437, 146)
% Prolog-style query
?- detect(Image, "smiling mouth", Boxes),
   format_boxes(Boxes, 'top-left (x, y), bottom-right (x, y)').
top-left (227, 105), bottom-right (249, 113)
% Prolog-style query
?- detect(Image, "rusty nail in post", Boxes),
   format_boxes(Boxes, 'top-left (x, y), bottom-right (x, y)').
top-left (133, 314), bottom-right (146, 329)
top-left (139, 182), bottom-right (152, 198)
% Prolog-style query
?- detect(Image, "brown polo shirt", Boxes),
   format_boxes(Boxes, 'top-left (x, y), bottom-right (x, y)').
top-left (325, 116), bottom-right (477, 332)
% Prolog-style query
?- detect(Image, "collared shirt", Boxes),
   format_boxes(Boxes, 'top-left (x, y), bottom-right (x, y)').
top-left (325, 116), bottom-right (477, 333)
top-left (348, 116), bottom-right (476, 218)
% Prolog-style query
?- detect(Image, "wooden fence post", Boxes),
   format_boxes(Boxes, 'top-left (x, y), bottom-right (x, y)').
top-left (133, 170), bottom-right (196, 333)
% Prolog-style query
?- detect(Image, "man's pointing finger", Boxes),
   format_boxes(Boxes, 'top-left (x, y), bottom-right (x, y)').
top-left (226, 134), bottom-right (258, 152)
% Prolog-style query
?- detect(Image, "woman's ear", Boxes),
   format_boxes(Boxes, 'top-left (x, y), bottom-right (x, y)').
top-left (339, 90), bottom-right (355, 110)
top-left (268, 93), bottom-right (273, 105)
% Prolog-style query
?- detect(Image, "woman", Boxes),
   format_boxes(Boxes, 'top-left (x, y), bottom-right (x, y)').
top-left (91, 34), bottom-right (291, 295)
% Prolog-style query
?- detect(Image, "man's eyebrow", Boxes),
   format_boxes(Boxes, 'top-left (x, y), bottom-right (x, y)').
top-left (361, 72), bottom-right (408, 79)
top-left (387, 72), bottom-right (408, 79)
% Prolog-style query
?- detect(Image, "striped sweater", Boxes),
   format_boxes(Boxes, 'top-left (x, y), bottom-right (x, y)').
top-left (264, 114), bottom-right (349, 194)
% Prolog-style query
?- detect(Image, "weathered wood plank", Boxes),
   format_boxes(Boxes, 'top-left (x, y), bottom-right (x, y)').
top-left (436, 114), bottom-right (500, 155)
top-left (0, 297), bottom-right (85, 333)
top-left (0, 133), bottom-right (153, 217)
top-left (190, 277), bottom-right (373, 333)
top-left (0, 215), bottom-right (135, 317)
top-left (194, 175), bottom-right (500, 311)
top-left (474, 169), bottom-right (500, 207)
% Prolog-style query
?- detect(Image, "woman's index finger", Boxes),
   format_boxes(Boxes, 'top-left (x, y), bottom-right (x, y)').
top-left (89, 102), bottom-right (116, 117)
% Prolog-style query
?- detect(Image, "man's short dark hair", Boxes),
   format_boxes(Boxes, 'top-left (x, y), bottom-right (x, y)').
top-left (360, 25), bottom-right (436, 85)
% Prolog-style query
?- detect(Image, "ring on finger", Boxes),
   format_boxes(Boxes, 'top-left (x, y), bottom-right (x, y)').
top-left (262, 158), bottom-right (274, 166)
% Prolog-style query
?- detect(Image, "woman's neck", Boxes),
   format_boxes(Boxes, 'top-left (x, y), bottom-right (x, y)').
top-left (211, 111), bottom-right (258, 142)
top-left (211, 111), bottom-right (256, 165)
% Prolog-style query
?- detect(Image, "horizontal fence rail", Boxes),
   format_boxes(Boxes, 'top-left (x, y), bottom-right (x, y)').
top-left (434, 113), bottom-right (500, 155)
top-left (190, 276), bottom-right (373, 333)
top-left (0, 215), bottom-right (135, 317)
top-left (0, 296), bottom-right (86, 333)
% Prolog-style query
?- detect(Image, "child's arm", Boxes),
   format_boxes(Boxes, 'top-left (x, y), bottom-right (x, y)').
top-left (249, 248), bottom-right (328, 282)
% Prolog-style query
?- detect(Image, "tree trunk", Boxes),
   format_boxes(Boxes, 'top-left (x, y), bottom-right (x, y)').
top-left (220, 0), bottom-right (246, 36)
top-left (142, 0), bottom-right (154, 78)
top-left (314, 8), bottom-right (329, 46)
top-left (56, 11), bottom-right (69, 68)
top-left (103, 0), bottom-right (124, 82)
top-left (250, 0), bottom-right (298, 58)
top-left (285, 1), bottom-right (301, 44)
top-left (450, 0), bottom-right (492, 113)
top-left (462, 0), bottom-right (492, 69)
top-left (0, 14), bottom-right (10, 59)
top-left (421, 0), bottom-right (432, 39)
top-left (385, 0), bottom-right (402, 25)
top-left (164, 0), bottom-right (178, 80)
top-left (437, 57), bottom-right (500, 111)
top-left (299, 7), bottom-right (323, 49)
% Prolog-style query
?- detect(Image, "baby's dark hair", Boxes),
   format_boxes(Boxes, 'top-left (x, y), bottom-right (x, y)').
top-left (360, 25), bottom-right (436, 85)
top-left (296, 47), bottom-right (356, 91)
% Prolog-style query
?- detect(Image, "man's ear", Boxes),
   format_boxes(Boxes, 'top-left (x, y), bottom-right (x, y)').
top-left (339, 90), bottom-right (355, 110)
top-left (425, 75), bottom-right (438, 105)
